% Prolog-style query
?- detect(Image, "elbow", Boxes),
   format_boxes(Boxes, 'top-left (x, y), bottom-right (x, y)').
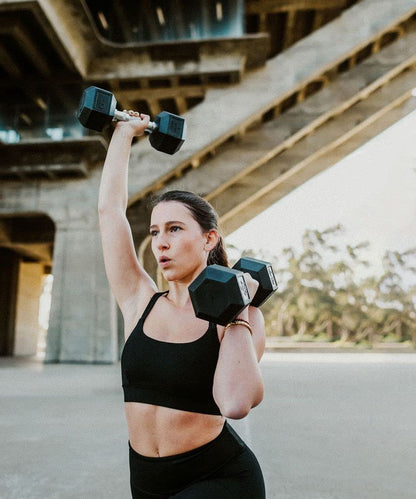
top-left (218, 387), bottom-right (264, 420)
top-left (253, 385), bottom-right (265, 409)
top-left (98, 202), bottom-right (114, 216)
top-left (98, 202), bottom-right (108, 217)
top-left (98, 205), bottom-right (105, 217)
top-left (220, 401), bottom-right (251, 420)
top-left (98, 195), bottom-right (127, 216)
top-left (98, 204), bottom-right (123, 220)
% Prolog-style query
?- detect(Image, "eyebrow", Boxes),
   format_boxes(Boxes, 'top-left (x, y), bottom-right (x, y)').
top-left (149, 221), bottom-right (186, 230)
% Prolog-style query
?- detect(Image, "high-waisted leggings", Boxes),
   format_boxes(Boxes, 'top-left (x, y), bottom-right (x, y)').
top-left (128, 421), bottom-right (265, 498)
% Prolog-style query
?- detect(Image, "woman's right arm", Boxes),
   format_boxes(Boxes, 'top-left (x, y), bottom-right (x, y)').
top-left (98, 113), bottom-right (157, 325)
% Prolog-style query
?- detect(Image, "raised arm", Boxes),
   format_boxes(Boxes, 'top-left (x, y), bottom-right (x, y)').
top-left (98, 113), bottom-right (157, 330)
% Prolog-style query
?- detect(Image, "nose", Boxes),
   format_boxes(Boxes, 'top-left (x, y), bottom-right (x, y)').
top-left (157, 233), bottom-right (170, 250)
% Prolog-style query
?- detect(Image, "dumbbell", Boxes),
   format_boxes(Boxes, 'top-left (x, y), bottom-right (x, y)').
top-left (77, 86), bottom-right (186, 155)
top-left (188, 257), bottom-right (278, 326)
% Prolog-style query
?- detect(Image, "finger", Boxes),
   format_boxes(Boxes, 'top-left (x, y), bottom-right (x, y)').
top-left (139, 115), bottom-right (151, 127)
top-left (244, 272), bottom-right (253, 282)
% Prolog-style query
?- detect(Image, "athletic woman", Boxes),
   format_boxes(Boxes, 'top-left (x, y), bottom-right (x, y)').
top-left (98, 111), bottom-right (266, 498)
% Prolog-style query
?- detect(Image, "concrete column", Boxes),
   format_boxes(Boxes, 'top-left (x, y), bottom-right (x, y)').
top-left (14, 262), bottom-right (44, 356)
top-left (45, 222), bottom-right (117, 363)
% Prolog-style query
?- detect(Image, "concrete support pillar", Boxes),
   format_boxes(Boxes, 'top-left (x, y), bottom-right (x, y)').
top-left (45, 222), bottom-right (118, 363)
top-left (14, 262), bottom-right (44, 356)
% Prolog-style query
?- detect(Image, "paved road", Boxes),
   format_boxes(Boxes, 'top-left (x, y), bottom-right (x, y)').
top-left (1, 352), bottom-right (415, 498)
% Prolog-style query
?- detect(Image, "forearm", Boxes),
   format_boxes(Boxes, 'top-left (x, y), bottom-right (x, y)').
top-left (213, 313), bottom-right (264, 419)
top-left (98, 126), bottom-right (136, 214)
top-left (98, 111), bottom-right (149, 215)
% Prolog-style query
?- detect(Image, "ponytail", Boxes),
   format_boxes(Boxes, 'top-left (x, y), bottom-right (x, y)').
top-left (208, 236), bottom-right (229, 267)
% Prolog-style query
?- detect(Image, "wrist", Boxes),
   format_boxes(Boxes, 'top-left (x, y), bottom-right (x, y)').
top-left (116, 132), bottom-right (135, 143)
top-left (235, 309), bottom-right (249, 322)
top-left (224, 319), bottom-right (253, 336)
top-left (113, 123), bottom-right (136, 140)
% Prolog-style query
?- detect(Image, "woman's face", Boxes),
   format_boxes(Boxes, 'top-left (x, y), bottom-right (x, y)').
top-left (150, 201), bottom-right (216, 283)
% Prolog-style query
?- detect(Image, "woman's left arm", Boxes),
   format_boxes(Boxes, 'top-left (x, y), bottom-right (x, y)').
top-left (213, 303), bottom-right (266, 420)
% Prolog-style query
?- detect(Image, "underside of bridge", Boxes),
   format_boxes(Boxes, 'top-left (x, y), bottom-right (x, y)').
top-left (1, 0), bottom-right (415, 362)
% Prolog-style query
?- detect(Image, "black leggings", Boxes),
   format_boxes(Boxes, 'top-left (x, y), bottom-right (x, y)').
top-left (128, 421), bottom-right (265, 498)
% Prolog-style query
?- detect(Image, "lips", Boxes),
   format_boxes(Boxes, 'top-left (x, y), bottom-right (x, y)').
top-left (159, 256), bottom-right (171, 266)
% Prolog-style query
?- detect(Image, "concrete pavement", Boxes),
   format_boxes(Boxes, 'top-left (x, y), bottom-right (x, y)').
top-left (1, 352), bottom-right (415, 498)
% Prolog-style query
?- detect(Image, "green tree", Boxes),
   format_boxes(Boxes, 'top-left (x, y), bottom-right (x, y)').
top-left (375, 249), bottom-right (416, 343)
top-left (242, 226), bottom-right (416, 346)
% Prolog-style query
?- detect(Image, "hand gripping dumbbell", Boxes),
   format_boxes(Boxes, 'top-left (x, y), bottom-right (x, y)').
top-left (77, 86), bottom-right (186, 155)
top-left (188, 257), bottom-right (278, 326)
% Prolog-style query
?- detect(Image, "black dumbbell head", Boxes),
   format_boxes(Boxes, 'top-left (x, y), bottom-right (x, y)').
top-left (77, 86), bottom-right (116, 132)
top-left (233, 257), bottom-right (278, 307)
top-left (188, 265), bottom-right (251, 326)
top-left (149, 111), bottom-right (186, 155)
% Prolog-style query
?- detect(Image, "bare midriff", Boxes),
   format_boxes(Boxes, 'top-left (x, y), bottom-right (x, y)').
top-left (125, 402), bottom-right (225, 457)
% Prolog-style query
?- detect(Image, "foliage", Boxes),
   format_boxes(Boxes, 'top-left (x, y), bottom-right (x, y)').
top-left (234, 226), bottom-right (416, 345)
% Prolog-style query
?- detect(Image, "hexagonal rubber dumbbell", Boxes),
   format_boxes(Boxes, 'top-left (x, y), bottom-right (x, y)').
top-left (233, 257), bottom-right (278, 307)
top-left (77, 86), bottom-right (186, 154)
top-left (188, 265), bottom-right (251, 326)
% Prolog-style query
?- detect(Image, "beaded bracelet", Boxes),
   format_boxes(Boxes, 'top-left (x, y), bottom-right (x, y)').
top-left (224, 319), bottom-right (253, 336)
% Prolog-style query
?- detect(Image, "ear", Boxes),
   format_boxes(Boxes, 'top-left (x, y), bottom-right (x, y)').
top-left (204, 229), bottom-right (219, 252)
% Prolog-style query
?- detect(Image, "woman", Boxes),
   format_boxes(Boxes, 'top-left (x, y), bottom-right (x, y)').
top-left (98, 111), bottom-right (266, 498)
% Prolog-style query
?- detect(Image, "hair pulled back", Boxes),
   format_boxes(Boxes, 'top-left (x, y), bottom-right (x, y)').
top-left (151, 190), bottom-right (229, 267)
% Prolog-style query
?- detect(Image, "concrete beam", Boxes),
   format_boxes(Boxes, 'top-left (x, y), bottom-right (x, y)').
top-left (0, 41), bottom-right (22, 77)
top-left (35, 0), bottom-right (269, 79)
top-left (37, 0), bottom-right (95, 77)
top-left (114, 85), bottom-right (206, 102)
top-left (0, 242), bottom-right (53, 263)
top-left (246, 0), bottom-right (350, 14)
top-left (0, 136), bottom-right (107, 178)
top-left (0, 18), bottom-right (51, 76)
top-left (86, 50), bottom-right (247, 81)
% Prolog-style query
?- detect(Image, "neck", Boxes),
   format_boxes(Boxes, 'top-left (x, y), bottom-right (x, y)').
top-left (166, 262), bottom-right (207, 308)
top-left (166, 282), bottom-right (192, 308)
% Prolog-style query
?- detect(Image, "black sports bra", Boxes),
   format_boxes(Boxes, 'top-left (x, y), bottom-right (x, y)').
top-left (121, 292), bottom-right (222, 415)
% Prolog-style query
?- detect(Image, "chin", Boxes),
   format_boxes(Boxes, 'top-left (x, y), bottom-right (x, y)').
top-left (162, 268), bottom-right (191, 283)
top-left (161, 269), bottom-right (178, 281)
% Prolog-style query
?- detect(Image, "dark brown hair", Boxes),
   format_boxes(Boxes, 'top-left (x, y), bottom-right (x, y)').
top-left (151, 190), bottom-right (229, 267)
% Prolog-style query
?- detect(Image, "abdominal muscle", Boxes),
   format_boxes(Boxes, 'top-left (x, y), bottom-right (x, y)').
top-left (125, 402), bottom-right (225, 457)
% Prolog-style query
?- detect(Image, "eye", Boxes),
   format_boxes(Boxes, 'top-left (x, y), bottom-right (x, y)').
top-left (150, 230), bottom-right (159, 237)
top-left (170, 226), bottom-right (182, 232)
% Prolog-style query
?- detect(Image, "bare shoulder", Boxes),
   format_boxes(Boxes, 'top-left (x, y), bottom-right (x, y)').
top-left (248, 306), bottom-right (266, 361)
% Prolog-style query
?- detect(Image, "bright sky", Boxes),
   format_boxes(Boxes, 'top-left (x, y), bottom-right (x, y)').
top-left (226, 109), bottom-right (416, 278)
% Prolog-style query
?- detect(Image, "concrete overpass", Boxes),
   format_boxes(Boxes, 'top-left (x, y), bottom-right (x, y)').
top-left (1, 0), bottom-right (415, 362)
